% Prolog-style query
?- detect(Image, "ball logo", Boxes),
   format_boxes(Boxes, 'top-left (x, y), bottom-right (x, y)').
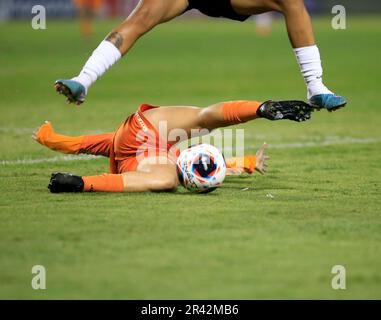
top-left (177, 144), bottom-right (226, 193)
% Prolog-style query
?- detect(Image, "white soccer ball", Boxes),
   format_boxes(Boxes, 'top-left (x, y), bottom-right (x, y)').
top-left (176, 144), bottom-right (226, 193)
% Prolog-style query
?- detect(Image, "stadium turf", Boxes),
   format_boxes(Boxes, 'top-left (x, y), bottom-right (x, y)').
top-left (0, 17), bottom-right (380, 299)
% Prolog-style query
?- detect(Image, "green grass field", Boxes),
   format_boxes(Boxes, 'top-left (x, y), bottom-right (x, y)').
top-left (0, 16), bottom-right (380, 299)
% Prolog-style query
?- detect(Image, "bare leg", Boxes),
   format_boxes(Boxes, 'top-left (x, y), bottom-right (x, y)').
top-left (144, 98), bottom-right (311, 145)
top-left (49, 159), bottom-right (179, 193)
top-left (143, 101), bottom-right (261, 143)
top-left (231, 0), bottom-right (346, 109)
top-left (232, 0), bottom-right (315, 47)
top-left (60, 0), bottom-right (189, 104)
top-left (276, 0), bottom-right (315, 48)
top-left (120, 162), bottom-right (178, 192)
top-left (108, 0), bottom-right (189, 55)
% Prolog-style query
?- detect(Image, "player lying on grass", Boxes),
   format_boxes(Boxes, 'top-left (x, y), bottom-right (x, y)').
top-left (33, 99), bottom-right (312, 193)
top-left (55, 0), bottom-right (346, 110)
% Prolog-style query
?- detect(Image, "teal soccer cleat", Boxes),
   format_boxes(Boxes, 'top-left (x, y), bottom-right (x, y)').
top-left (309, 94), bottom-right (347, 112)
top-left (55, 79), bottom-right (86, 105)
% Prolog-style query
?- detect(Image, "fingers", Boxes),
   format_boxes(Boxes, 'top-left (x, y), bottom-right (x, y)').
top-left (226, 168), bottom-right (244, 176)
top-left (255, 142), bottom-right (270, 175)
top-left (256, 166), bottom-right (266, 175)
top-left (32, 127), bottom-right (40, 140)
top-left (260, 142), bottom-right (268, 152)
top-left (260, 142), bottom-right (269, 153)
top-left (256, 142), bottom-right (270, 158)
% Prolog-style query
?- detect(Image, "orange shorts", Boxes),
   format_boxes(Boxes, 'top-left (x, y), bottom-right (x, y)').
top-left (109, 104), bottom-right (179, 174)
top-left (74, 0), bottom-right (104, 9)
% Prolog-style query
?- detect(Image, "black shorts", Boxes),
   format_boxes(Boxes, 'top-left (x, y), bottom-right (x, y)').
top-left (186, 0), bottom-right (250, 22)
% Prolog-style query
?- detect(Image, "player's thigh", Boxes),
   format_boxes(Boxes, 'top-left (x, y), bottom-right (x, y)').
top-left (231, 0), bottom-right (283, 14)
top-left (144, 106), bottom-right (203, 141)
top-left (134, 157), bottom-right (179, 191)
top-left (129, 0), bottom-right (188, 26)
top-left (136, 155), bottom-right (176, 172)
top-left (160, 0), bottom-right (189, 22)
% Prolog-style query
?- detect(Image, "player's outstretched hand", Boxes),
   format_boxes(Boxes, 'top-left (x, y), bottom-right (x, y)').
top-left (255, 143), bottom-right (270, 175)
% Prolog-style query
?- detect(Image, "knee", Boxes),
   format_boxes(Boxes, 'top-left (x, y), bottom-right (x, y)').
top-left (156, 177), bottom-right (178, 191)
top-left (198, 103), bottom-right (224, 130)
top-left (163, 176), bottom-right (179, 191)
top-left (133, 6), bottom-right (157, 32)
top-left (118, 0), bottom-right (162, 35)
top-left (152, 173), bottom-right (179, 191)
top-left (272, 0), bottom-right (305, 12)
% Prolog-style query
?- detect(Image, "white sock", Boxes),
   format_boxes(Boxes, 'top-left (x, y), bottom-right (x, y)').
top-left (294, 45), bottom-right (333, 99)
top-left (72, 40), bottom-right (122, 93)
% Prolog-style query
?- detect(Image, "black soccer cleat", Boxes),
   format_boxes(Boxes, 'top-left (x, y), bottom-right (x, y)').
top-left (48, 172), bottom-right (84, 193)
top-left (257, 100), bottom-right (313, 122)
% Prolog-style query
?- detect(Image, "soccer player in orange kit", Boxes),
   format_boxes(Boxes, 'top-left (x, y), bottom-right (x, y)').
top-left (74, 0), bottom-right (104, 38)
top-left (33, 99), bottom-right (312, 193)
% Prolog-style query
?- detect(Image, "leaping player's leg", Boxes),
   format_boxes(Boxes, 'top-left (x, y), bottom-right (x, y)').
top-left (269, 0), bottom-right (346, 110)
top-left (56, 0), bottom-right (188, 104)
top-left (231, 0), bottom-right (346, 111)
top-left (33, 121), bottom-right (113, 156)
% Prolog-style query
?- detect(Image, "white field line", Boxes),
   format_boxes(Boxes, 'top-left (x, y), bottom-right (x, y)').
top-left (223, 137), bottom-right (380, 152)
top-left (0, 136), bottom-right (379, 166)
top-left (0, 126), bottom-right (106, 135)
top-left (0, 127), bottom-right (36, 135)
top-left (0, 155), bottom-right (101, 166)
top-left (256, 137), bottom-right (380, 150)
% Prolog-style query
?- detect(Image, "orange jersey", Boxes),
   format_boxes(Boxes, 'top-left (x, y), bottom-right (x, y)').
top-left (109, 104), bottom-right (179, 174)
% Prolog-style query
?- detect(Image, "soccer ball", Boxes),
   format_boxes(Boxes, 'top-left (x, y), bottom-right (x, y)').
top-left (176, 144), bottom-right (226, 193)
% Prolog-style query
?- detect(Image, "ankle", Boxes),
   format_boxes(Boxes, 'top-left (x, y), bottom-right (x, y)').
top-left (307, 81), bottom-right (333, 99)
top-left (72, 74), bottom-right (91, 93)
